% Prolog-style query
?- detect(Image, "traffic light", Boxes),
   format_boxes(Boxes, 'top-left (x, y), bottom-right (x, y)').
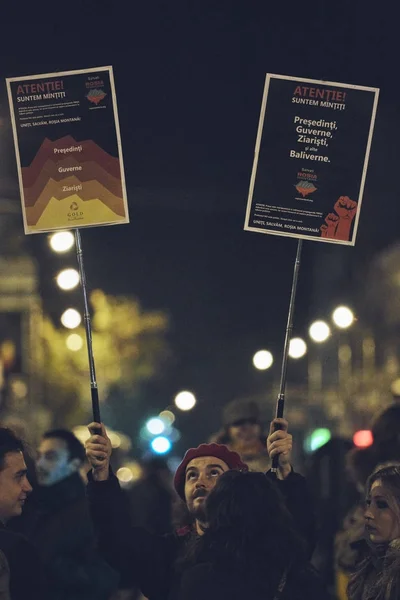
top-left (353, 430), bottom-right (373, 448)
top-left (304, 428), bottom-right (332, 453)
top-left (151, 436), bottom-right (172, 454)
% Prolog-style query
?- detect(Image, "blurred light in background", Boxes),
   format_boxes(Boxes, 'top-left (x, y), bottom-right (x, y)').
top-left (116, 461), bottom-right (143, 488)
top-left (353, 430), bottom-right (373, 448)
top-left (73, 426), bottom-right (132, 452)
top-left (174, 390), bottom-right (196, 411)
top-left (49, 231), bottom-right (74, 253)
top-left (73, 426), bottom-right (90, 444)
top-left (116, 467), bottom-right (133, 483)
top-left (108, 432), bottom-right (121, 449)
top-left (146, 417), bottom-right (165, 435)
top-left (169, 427), bottom-right (181, 442)
top-left (56, 268), bottom-right (80, 290)
top-left (66, 333), bottom-right (83, 351)
top-left (309, 320), bottom-right (331, 343)
top-left (304, 428), bottom-right (331, 453)
top-left (391, 378), bottom-right (400, 396)
top-left (289, 337), bottom-right (307, 359)
top-left (252, 350), bottom-right (273, 370)
top-left (151, 436), bottom-right (172, 454)
top-left (61, 308), bottom-right (81, 329)
top-left (10, 378), bottom-right (28, 400)
top-left (159, 410), bottom-right (175, 424)
top-left (332, 306), bottom-right (355, 329)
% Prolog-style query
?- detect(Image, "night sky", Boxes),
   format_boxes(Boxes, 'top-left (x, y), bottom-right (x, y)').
top-left (0, 6), bottom-right (398, 453)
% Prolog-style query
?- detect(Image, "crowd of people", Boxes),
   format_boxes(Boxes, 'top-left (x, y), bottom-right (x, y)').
top-left (0, 401), bottom-right (398, 599)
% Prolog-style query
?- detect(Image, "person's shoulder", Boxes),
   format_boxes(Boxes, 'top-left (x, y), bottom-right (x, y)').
top-left (180, 563), bottom-right (223, 590)
top-left (287, 563), bottom-right (329, 599)
top-left (0, 528), bottom-right (29, 552)
top-left (0, 527), bottom-right (38, 567)
top-left (178, 563), bottom-right (246, 600)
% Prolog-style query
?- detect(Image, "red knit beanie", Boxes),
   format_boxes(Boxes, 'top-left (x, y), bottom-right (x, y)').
top-left (173, 443), bottom-right (248, 500)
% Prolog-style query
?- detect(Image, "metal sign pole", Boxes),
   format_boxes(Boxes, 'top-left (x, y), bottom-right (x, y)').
top-left (271, 238), bottom-right (303, 473)
top-left (74, 229), bottom-right (101, 424)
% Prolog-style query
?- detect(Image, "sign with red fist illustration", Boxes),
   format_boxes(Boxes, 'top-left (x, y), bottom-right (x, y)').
top-left (244, 74), bottom-right (379, 245)
top-left (6, 66), bottom-right (129, 234)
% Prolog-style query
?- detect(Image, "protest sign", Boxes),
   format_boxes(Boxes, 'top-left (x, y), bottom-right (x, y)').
top-left (244, 74), bottom-right (379, 245)
top-left (7, 66), bottom-right (128, 234)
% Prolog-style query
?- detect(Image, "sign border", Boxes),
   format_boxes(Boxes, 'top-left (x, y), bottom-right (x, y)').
top-left (6, 65), bottom-right (129, 234)
top-left (244, 73), bottom-right (380, 246)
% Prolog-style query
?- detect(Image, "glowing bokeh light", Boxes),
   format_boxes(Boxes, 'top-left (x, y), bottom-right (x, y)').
top-left (49, 231), bottom-right (74, 253)
top-left (252, 350), bottom-right (273, 370)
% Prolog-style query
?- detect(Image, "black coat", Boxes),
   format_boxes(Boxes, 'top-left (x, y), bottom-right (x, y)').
top-left (87, 469), bottom-right (317, 600)
top-left (0, 524), bottom-right (48, 600)
top-left (175, 561), bottom-right (328, 600)
top-left (10, 472), bottom-right (118, 600)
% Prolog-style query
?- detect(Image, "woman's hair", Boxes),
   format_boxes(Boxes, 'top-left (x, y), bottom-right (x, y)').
top-left (348, 465), bottom-right (400, 600)
top-left (182, 470), bottom-right (306, 574)
top-left (366, 465), bottom-right (400, 523)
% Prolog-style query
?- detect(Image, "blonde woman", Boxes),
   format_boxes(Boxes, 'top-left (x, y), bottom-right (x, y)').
top-left (348, 465), bottom-right (400, 600)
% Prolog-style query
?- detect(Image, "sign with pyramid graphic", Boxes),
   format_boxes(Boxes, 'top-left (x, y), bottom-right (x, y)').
top-left (6, 66), bottom-right (129, 234)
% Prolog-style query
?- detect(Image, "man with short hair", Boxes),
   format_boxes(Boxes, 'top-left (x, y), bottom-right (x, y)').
top-left (12, 428), bottom-right (117, 600)
top-left (86, 418), bottom-right (315, 599)
top-left (0, 427), bottom-right (48, 599)
top-left (36, 428), bottom-right (86, 487)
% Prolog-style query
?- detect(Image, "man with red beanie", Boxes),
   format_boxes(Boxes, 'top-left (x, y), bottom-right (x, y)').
top-left (86, 418), bottom-right (315, 599)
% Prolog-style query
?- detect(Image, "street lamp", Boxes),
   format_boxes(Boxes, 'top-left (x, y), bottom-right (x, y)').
top-left (159, 410), bottom-right (175, 424)
top-left (61, 308), bottom-right (81, 329)
top-left (146, 417), bottom-right (166, 435)
top-left (289, 337), bottom-right (307, 359)
top-left (49, 231), bottom-right (74, 253)
top-left (253, 350), bottom-right (273, 370)
top-left (56, 268), bottom-right (80, 291)
top-left (332, 306), bottom-right (354, 329)
top-left (151, 436), bottom-right (172, 454)
top-left (66, 333), bottom-right (83, 351)
top-left (174, 390), bottom-right (197, 411)
top-left (309, 320), bottom-right (331, 343)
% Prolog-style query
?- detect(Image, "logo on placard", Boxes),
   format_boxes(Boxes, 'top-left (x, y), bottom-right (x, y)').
top-left (86, 89), bottom-right (107, 105)
top-left (295, 180), bottom-right (317, 197)
top-left (68, 201), bottom-right (83, 220)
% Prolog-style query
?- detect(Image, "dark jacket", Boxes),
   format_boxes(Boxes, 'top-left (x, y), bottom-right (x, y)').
top-left (175, 561), bottom-right (327, 600)
top-left (0, 524), bottom-right (48, 600)
top-left (87, 469), bottom-right (316, 600)
top-left (128, 474), bottom-right (174, 535)
top-left (10, 472), bottom-right (118, 600)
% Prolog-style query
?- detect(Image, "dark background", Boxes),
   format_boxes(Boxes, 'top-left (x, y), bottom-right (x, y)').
top-left (0, 4), bottom-right (397, 454)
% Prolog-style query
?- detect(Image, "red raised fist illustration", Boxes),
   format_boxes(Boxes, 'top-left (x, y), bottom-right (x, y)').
top-left (320, 196), bottom-right (358, 242)
top-left (320, 224), bottom-right (328, 238)
top-left (334, 196), bottom-right (358, 221)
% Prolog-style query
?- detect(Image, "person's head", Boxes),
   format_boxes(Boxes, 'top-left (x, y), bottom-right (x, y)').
top-left (371, 404), bottom-right (400, 462)
top-left (173, 443), bottom-right (248, 525)
top-left (364, 465), bottom-right (400, 544)
top-left (223, 399), bottom-right (262, 447)
top-left (346, 447), bottom-right (377, 494)
top-left (36, 429), bottom-right (85, 486)
top-left (202, 470), bottom-right (305, 567)
top-left (0, 428), bottom-right (32, 522)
